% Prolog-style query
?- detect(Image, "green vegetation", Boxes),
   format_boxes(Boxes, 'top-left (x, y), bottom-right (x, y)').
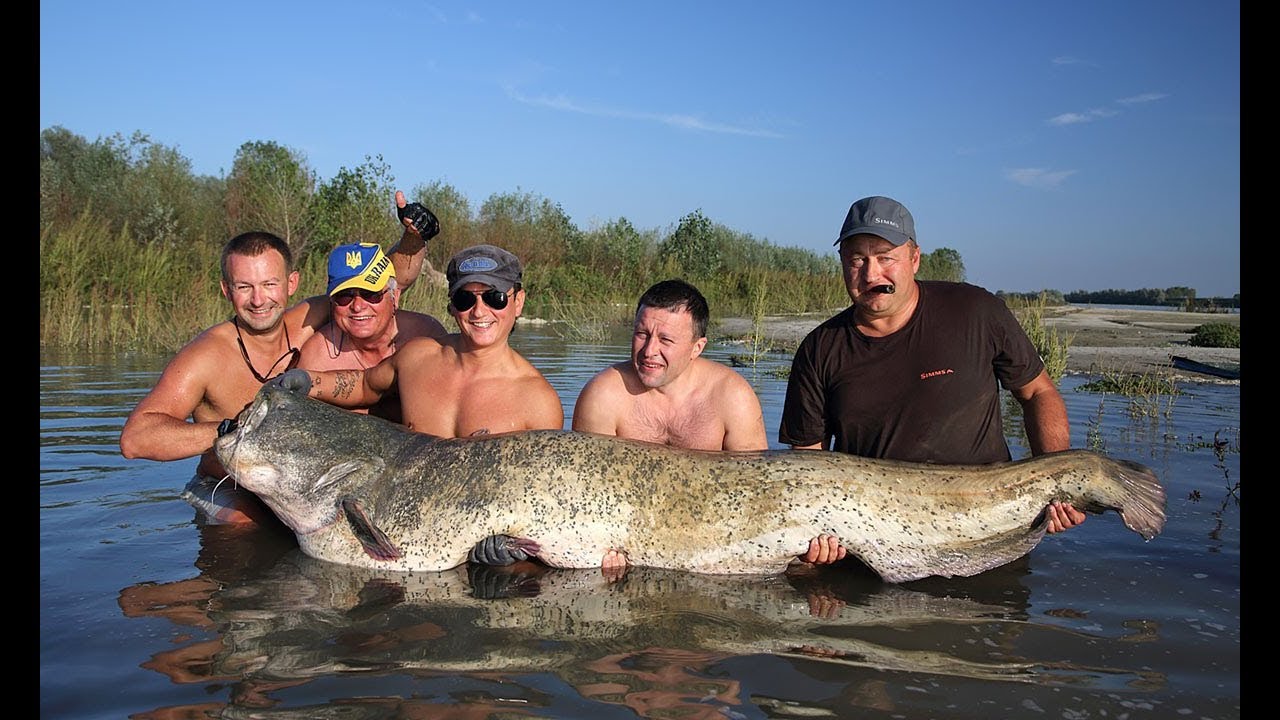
top-left (1076, 368), bottom-right (1180, 419)
top-left (1188, 322), bottom-right (1240, 348)
top-left (1064, 287), bottom-right (1239, 311)
top-left (1005, 292), bottom-right (1073, 382)
top-left (39, 126), bottom-right (968, 352)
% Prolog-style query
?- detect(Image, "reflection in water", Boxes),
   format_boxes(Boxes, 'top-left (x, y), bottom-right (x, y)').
top-left (41, 342), bottom-right (1234, 718)
top-left (119, 522), bottom-right (1167, 718)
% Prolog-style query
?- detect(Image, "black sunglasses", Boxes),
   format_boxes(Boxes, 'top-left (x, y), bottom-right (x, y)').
top-left (450, 288), bottom-right (510, 311)
top-left (332, 288), bottom-right (388, 306)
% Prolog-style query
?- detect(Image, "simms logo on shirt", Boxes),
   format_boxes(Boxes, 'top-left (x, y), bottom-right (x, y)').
top-left (920, 368), bottom-right (954, 380)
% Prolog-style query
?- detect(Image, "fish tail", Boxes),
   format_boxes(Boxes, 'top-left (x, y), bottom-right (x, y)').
top-left (1112, 458), bottom-right (1167, 540)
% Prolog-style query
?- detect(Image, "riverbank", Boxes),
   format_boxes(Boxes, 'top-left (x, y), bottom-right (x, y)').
top-left (712, 305), bottom-right (1240, 384)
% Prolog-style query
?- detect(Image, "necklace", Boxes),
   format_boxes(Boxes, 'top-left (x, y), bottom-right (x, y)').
top-left (328, 324), bottom-right (394, 370)
top-left (234, 317), bottom-right (300, 383)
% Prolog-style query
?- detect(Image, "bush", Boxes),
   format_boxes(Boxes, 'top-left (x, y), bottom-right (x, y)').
top-left (1188, 322), bottom-right (1240, 348)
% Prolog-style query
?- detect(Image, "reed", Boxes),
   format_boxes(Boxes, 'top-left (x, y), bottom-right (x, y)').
top-left (1006, 292), bottom-right (1074, 382)
top-left (1076, 366), bottom-right (1181, 419)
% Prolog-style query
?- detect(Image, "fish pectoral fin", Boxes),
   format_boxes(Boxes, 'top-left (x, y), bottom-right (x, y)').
top-left (341, 497), bottom-right (402, 562)
top-left (316, 458), bottom-right (384, 493)
top-left (468, 534), bottom-right (542, 566)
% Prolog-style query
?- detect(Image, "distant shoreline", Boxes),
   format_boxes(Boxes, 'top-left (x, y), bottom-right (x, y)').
top-left (713, 305), bottom-right (1240, 384)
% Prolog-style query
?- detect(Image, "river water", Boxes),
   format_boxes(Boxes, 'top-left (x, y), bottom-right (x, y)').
top-left (39, 326), bottom-right (1240, 719)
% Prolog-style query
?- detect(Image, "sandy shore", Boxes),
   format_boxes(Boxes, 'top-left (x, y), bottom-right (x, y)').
top-left (713, 305), bottom-right (1240, 384)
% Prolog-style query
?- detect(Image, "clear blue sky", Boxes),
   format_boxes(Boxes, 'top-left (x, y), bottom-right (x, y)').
top-left (40, 1), bottom-right (1240, 298)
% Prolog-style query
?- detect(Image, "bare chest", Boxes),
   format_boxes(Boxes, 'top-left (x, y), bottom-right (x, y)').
top-left (400, 372), bottom-right (541, 438)
top-left (618, 395), bottom-right (726, 450)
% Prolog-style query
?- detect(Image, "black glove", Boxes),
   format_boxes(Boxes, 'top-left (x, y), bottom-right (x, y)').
top-left (466, 563), bottom-right (542, 600)
top-left (468, 534), bottom-right (533, 566)
top-left (397, 202), bottom-right (440, 241)
top-left (265, 368), bottom-right (312, 394)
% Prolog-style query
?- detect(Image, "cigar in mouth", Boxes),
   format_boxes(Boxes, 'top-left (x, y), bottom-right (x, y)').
top-left (873, 284), bottom-right (895, 294)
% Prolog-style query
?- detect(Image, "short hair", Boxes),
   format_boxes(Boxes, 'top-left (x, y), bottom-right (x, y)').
top-left (636, 279), bottom-right (709, 339)
top-left (221, 231), bottom-right (294, 283)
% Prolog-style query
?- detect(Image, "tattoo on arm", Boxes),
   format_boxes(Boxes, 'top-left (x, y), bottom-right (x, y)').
top-left (331, 370), bottom-right (361, 400)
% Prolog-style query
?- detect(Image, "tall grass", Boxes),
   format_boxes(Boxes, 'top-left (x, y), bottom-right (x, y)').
top-left (1076, 366), bottom-right (1180, 420)
top-left (42, 209), bottom-right (849, 352)
top-left (1006, 292), bottom-right (1074, 382)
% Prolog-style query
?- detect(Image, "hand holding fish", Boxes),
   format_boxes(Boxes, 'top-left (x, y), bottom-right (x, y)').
top-left (264, 368), bottom-right (313, 395)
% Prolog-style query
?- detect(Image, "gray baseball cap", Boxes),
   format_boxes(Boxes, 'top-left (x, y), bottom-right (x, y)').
top-left (834, 196), bottom-right (915, 246)
top-left (446, 244), bottom-right (523, 294)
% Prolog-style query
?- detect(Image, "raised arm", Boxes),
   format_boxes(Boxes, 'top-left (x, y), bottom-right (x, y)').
top-left (387, 190), bottom-right (440, 292)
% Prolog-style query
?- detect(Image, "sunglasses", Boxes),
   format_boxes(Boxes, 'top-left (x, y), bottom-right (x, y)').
top-left (450, 288), bottom-right (510, 311)
top-left (332, 288), bottom-right (388, 306)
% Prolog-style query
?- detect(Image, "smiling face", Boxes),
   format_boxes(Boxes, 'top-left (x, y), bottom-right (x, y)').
top-left (332, 284), bottom-right (397, 341)
top-left (630, 305), bottom-right (707, 389)
top-left (449, 282), bottom-right (524, 348)
top-left (221, 249), bottom-right (299, 333)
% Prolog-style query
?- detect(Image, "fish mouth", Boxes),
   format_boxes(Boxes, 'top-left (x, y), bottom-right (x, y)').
top-left (215, 396), bottom-right (270, 470)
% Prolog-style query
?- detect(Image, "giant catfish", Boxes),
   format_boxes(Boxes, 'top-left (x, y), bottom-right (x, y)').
top-left (214, 378), bottom-right (1166, 582)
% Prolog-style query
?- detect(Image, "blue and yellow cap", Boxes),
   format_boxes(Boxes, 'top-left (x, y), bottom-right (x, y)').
top-left (327, 242), bottom-right (395, 296)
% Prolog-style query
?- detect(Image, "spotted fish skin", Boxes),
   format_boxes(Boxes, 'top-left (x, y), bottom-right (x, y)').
top-left (217, 383), bottom-right (1166, 582)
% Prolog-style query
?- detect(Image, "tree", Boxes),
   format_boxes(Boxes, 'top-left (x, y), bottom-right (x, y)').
top-left (660, 209), bottom-right (719, 280)
top-left (39, 127), bottom-right (220, 246)
top-left (305, 155), bottom-right (396, 267)
top-left (224, 141), bottom-right (316, 250)
top-left (411, 180), bottom-right (475, 270)
top-left (477, 189), bottom-right (579, 270)
top-left (918, 246), bottom-right (966, 283)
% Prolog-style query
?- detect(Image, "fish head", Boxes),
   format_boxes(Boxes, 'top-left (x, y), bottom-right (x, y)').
top-left (215, 382), bottom-right (391, 535)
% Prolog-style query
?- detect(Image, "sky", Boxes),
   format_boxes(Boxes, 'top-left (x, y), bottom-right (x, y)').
top-left (39, 1), bottom-right (1240, 298)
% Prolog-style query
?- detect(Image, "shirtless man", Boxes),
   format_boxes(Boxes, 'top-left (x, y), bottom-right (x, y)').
top-left (291, 243), bottom-right (563, 437)
top-left (572, 279), bottom-right (846, 568)
top-left (297, 241), bottom-right (447, 422)
top-left (118, 192), bottom-right (439, 524)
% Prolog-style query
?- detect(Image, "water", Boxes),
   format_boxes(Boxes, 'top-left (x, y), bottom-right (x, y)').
top-left (39, 328), bottom-right (1241, 719)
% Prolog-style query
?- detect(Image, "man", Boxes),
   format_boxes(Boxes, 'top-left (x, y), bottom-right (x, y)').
top-left (292, 243), bottom-right (563, 437)
top-left (118, 191), bottom-right (439, 524)
top-left (779, 195), bottom-right (1085, 536)
top-left (297, 241), bottom-right (447, 422)
top-left (573, 279), bottom-right (766, 450)
top-left (571, 278), bottom-right (846, 567)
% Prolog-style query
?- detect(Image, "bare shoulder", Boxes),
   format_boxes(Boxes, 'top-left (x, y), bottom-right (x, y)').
top-left (395, 309), bottom-right (448, 340)
top-left (519, 361), bottom-right (564, 428)
top-left (287, 295), bottom-right (330, 342)
top-left (697, 357), bottom-right (761, 405)
top-left (697, 356), bottom-right (751, 386)
top-left (177, 321), bottom-right (238, 371)
top-left (394, 333), bottom-right (449, 362)
top-left (581, 361), bottom-right (632, 393)
top-left (297, 322), bottom-right (338, 368)
top-left (134, 320), bottom-right (244, 417)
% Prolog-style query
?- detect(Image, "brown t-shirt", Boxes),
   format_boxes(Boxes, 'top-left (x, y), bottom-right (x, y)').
top-left (778, 281), bottom-right (1044, 464)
